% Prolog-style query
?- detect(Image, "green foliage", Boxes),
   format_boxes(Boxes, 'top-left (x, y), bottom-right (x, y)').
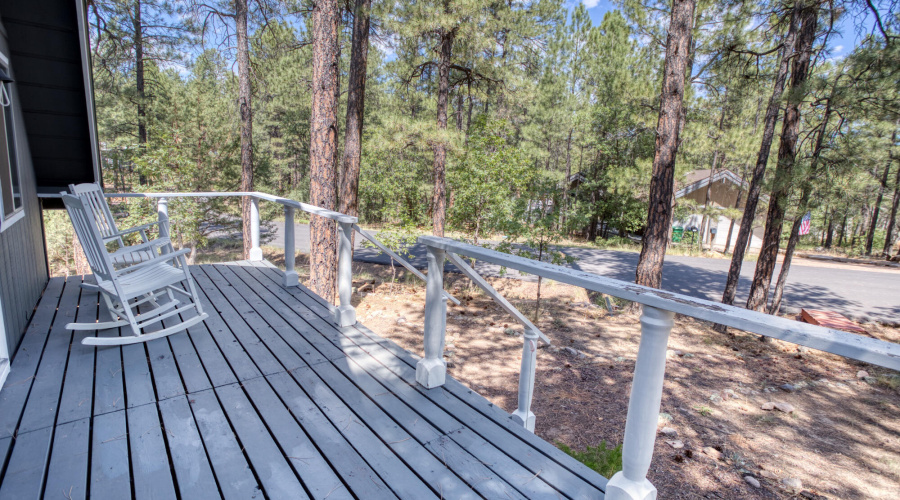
top-left (449, 117), bottom-right (532, 243)
top-left (557, 441), bottom-right (623, 479)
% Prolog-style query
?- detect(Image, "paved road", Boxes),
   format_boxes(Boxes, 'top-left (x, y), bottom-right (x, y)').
top-left (266, 222), bottom-right (900, 323)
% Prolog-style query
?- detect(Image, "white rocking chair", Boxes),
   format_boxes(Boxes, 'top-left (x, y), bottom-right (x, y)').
top-left (69, 182), bottom-right (167, 267)
top-left (62, 194), bottom-right (209, 346)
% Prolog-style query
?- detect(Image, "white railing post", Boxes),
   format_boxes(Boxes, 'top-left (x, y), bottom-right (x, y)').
top-left (157, 197), bottom-right (169, 253)
top-left (249, 196), bottom-right (263, 261)
top-left (606, 305), bottom-right (675, 500)
top-left (511, 328), bottom-right (539, 431)
top-left (416, 245), bottom-right (447, 388)
top-left (333, 221), bottom-right (356, 326)
top-left (283, 206), bottom-right (298, 287)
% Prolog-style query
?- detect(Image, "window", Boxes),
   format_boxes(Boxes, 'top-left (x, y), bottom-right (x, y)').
top-left (0, 53), bottom-right (21, 230)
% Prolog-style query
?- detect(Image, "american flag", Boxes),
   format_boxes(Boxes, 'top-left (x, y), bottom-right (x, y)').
top-left (799, 212), bottom-right (811, 235)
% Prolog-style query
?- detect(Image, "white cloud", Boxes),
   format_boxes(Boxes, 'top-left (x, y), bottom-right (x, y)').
top-left (834, 45), bottom-right (844, 53)
top-left (582, 0), bottom-right (601, 8)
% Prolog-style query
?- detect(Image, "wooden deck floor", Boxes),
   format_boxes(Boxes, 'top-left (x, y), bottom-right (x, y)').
top-left (0, 261), bottom-right (607, 499)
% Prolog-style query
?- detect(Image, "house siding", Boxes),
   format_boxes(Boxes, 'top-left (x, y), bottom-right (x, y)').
top-left (0, 14), bottom-right (50, 359)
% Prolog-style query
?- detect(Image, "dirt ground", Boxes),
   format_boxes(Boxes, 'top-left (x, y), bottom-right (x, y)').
top-left (254, 246), bottom-right (900, 499)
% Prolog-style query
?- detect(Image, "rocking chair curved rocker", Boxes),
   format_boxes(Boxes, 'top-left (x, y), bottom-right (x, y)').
top-left (62, 194), bottom-right (209, 346)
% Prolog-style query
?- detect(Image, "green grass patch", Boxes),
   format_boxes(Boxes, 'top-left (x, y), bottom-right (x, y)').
top-left (557, 441), bottom-right (623, 478)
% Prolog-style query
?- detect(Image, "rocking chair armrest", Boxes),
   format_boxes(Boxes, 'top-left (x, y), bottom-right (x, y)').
top-left (108, 237), bottom-right (172, 259)
top-left (114, 221), bottom-right (160, 238)
top-left (116, 247), bottom-right (191, 275)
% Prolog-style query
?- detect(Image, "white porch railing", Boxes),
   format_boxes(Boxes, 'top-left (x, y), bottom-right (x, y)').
top-left (41, 190), bottom-right (455, 327)
top-left (416, 235), bottom-right (900, 500)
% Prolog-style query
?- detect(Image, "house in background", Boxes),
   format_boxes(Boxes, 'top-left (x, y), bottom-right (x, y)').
top-left (0, 0), bottom-right (99, 388)
top-left (674, 168), bottom-right (766, 251)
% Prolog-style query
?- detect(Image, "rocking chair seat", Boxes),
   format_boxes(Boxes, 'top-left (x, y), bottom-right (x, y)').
top-left (97, 253), bottom-right (190, 300)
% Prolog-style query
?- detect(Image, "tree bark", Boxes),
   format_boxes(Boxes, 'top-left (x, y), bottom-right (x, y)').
top-left (310, 0), bottom-right (340, 302)
top-left (866, 153), bottom-right (892, 255)
top-left (746, 4), bottom-right (817, 312)
top-left (339, 0), bottom-right (371, 237)
top-left (236, 0), bottom-right (254, 260)
top-left (634, 0), bottom-right (696, 290)
top-left (561, 128), bottom-right (573, 230)
top-left (718, 4), bottom-right (800, 319)
top-left (134, 0), bottom-right (148, 185)
top-left (431, 27), bottom-right (456, 237)
top-left (769, 67), bottom-right (837, 314)
top-left (747, 4), bottom-right (819, 311)
top-left (883, 132), bottom-right (900, 257)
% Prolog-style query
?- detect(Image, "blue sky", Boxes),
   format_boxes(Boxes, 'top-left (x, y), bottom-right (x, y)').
top-left (572, 0), bottom-right (876, 58)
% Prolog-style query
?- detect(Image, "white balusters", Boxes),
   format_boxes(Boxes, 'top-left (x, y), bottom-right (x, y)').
top-left (606, 305), bottom-right (674, 500)
top-left (249, 196), bottom-right (262, 261)
top-left (283, 206), bottom-right (298, 287)
top-left (157, 197), bottom-right (169, 254)
top-left (333, 221), bottom-right (356, 326)
top-left (416, 246), bottom-right (447, 388)
top-left (511, 327), bottom-right (539, 431)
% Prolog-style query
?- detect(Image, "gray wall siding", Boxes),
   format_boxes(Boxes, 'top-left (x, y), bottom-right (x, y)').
top-left (0, 15), bottom-right (50, 358)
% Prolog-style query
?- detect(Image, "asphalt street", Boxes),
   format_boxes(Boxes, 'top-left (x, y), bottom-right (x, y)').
top-left (264, 221), bottom-right (900, 323)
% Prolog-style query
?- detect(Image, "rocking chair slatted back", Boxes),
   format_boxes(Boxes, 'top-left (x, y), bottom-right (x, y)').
top-left (69, 183), bottom-right (123, 246)
top-left (61, 194), bottom-right (117, 284)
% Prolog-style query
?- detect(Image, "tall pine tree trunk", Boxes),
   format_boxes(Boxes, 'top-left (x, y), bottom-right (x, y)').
top-left (236, 0), bottom-right (254, 259)
top-left (634, 0), bottom-right (696, 289)
top-left (134, 0), bottom-right (148, 185)
top-left (769, 71), bottom-right (837, 314)
top-left (866, 159), bottom-right (891, 255)
top-left (310, 0), bottom-right (340, 301)
top-left (339, 0), bottom-right (371, 238)
top-left (746, 4), bottom-right (817, 312)
top-left (883, 132), bottom-right (900, 257)
top-left (561, 128), bottom-right (573, 230)
top-left (718, 4), bottom-right (800, 321)
top-left (431, 27), bottom-right (456, 237)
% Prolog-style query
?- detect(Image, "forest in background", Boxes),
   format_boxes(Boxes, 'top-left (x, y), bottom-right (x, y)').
top-left (47, 0), bottom-right (898, 313)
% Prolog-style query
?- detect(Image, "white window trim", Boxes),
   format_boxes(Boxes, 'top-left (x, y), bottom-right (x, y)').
top-left (0, 49), bottom-right (24, 233)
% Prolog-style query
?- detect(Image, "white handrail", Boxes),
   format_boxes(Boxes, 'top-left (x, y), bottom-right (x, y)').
top-left (417, 234), bottom-right (900, 500)
top-left (420, 236), bottom-right (900, 369)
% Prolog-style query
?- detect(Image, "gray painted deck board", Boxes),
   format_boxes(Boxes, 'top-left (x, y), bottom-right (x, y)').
top-left (0, 262), bottom-right (608, 499)
top-left (157, 395), bottom-right (221, 500)
top-left (127, 402), bottom-right (178, 500)
top-left (0, 425), bottom-right (52, 500)
top-left (89, 410), bottom-right (130, 500)
top-left (16, 277), bottom-right (80, 435)
top-left (214, 383), bottom-right (309, 500)
top-left (188, 389), bottom-right (261, 500)
top-left (44, 417), bottom-right (90, 500)
top-left (56, 277), bottom-right (98, 426)
top-left (239, 377), bottom-right (351, 500)
top-left (0, 277), bottom-right (63, 441)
